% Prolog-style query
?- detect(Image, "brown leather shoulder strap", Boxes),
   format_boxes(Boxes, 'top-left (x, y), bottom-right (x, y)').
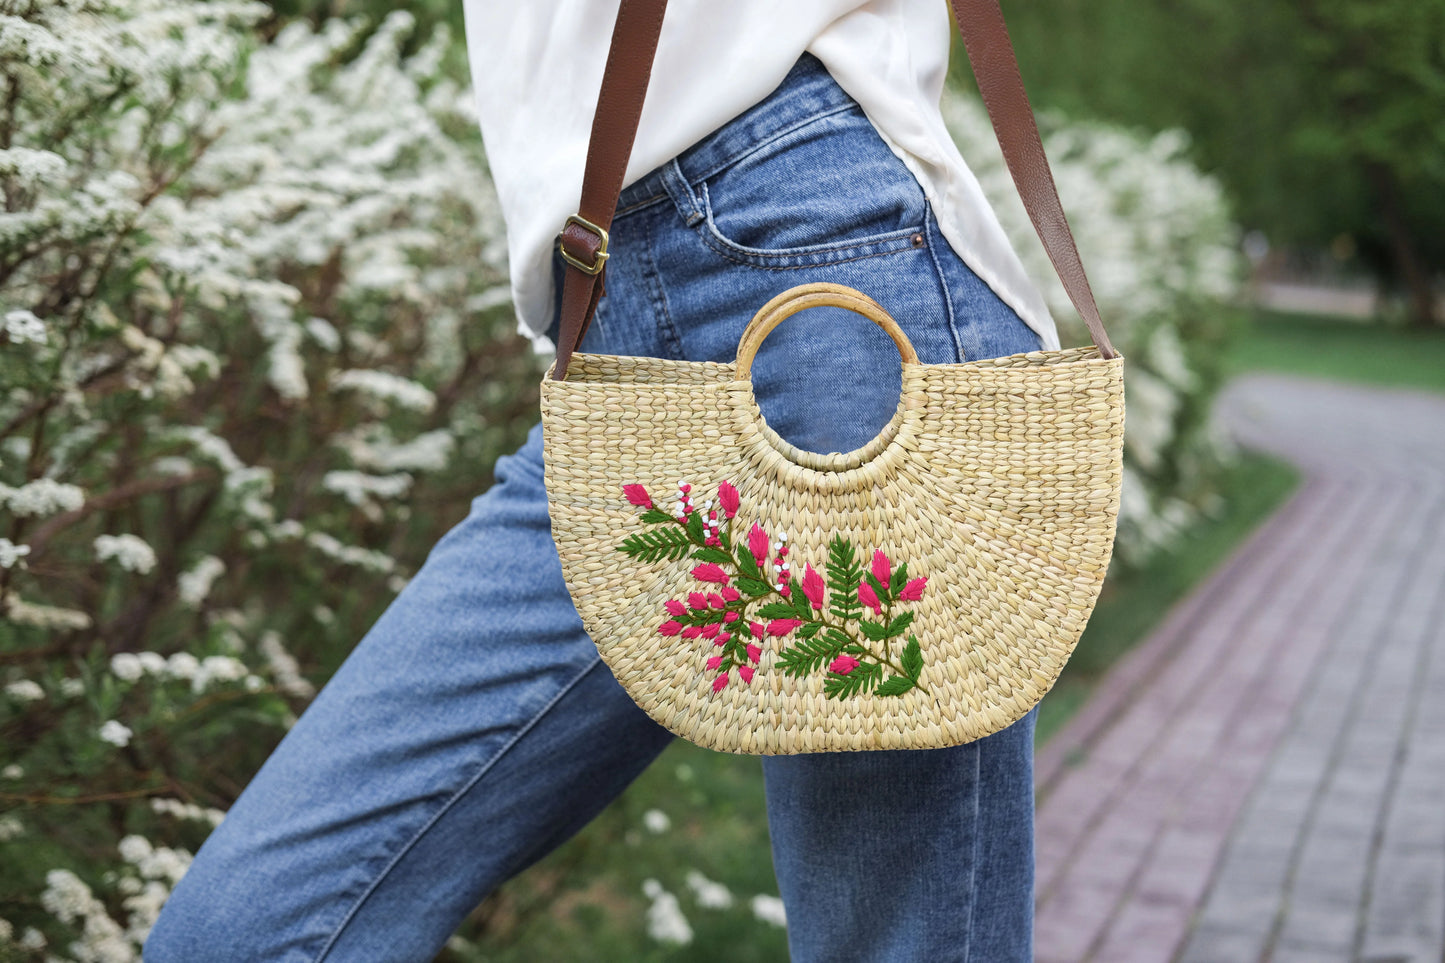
top-left (552, 0), bottom-right (668, 381)
top-left (948, 0), bottom-right (1116, 358)
top-left (552, 0), bottom-right (1117, 380)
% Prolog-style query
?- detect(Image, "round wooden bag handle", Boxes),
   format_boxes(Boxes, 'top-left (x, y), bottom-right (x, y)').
top-left (735, 283), bottom-right (920, 383)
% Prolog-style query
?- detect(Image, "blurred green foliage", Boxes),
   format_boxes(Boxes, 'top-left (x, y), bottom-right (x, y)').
top-left (964, 0), bottom-right (1445, 324)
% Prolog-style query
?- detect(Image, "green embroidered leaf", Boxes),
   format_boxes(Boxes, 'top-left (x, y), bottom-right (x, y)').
top-left (886, 612), bottom-right (915, 639)
top-left (691, 547), bottom-right (733, 565)
top-left (735, 576), bottom-right (771, 597)
top-left (737, 547), bottom-right (760, 579)
top-left (859, 619), bottom-right (889, 641)
top-left (797, 622), bottom-right (821, 639)
top-left (875, 675), bottom-right (917, 697)
top-left (774, 628), bottom-right (850, 677)
top-left (720, 528), bottom-right (732, 551)
top-left (889, 561), bottom-right (909, 596)
top-left (901, 635), bottom-right (923, 680)
top-left (823, 660), bottom-right (883, 699)
top-left (864, 572), bottom-right (888, 602)
top-left (684, 512), bottom-right (705, 543)
top-left (639, 508), bottom-right (676, 525)
top-left (826, 535), bottom-right (863, 623)
top-left (617, 527), bottom-right (693, 562)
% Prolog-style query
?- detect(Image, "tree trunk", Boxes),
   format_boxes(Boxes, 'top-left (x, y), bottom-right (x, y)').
top-left (1368, 162), bottom-right (1438, 327)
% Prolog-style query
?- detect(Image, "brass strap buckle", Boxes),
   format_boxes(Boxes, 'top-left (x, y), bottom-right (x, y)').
top-left (558, 214), bottom-right (609, 276)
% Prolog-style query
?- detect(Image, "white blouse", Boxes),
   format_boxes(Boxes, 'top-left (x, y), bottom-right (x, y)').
top-left (460, 0), bottom-right (1060, 352)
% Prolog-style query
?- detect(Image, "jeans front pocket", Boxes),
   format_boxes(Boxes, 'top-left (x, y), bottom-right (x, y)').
top-left (693, 105), bottom-right (930, 270)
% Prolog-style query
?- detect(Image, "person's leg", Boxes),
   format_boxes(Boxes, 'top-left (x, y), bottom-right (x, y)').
top-left (145, 407), bottom-right (673, 959)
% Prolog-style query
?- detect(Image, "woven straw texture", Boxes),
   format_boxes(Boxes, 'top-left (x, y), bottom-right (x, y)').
top-left (540, 284), bottom-right (1124, 754)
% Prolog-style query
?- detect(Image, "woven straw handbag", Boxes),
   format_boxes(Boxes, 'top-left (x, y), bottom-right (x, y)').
top-left (539, 0), bottom-right (1125, 754)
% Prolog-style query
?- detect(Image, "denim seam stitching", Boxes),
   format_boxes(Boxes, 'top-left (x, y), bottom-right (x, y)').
top-left (695, 228), bottom-right (925, 272)
top-left (310, 651), bottom-right (606, 963)
top-left (617, 103), bottom-right (862, 220)
top-left (923, 202), bottom-right (968, 363)
top-left (615, 193), bottom-right (669, 218)
top-left (642, 212), bottom-right (686, 360)
top-left (681, 101), bottom-right (860, 188)
top-left (699, 180), bottom-right (926, 261)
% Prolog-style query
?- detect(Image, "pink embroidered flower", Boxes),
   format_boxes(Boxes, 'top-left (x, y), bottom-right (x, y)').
top-left (739, 665), bottom-right (755, 684)
top-left (749, 621), bottom-right (764, 639)
top-left (665, 599), bottom-right (687, 617)
top-left (701, 623), bottom-right (720, 639)
top-left (716, 632), bottom-right (730, 645)
top-left (717, 480), bottom-right (740, 518)
top-left (858, 581), bottom-right (882, 615)
top-left (829, 654), bottom-right (860, 675)
top-left (707, 655), bottom-right (723, 670)
top-left (871, 550), bottom-right (891, 588)
top-left (691, 563), bottom-right (729, 584)
top-left (722, 586), bottom-right (741, 602)
top-left (800, 564), bottom-right (825, 610)
top-left (748, 523), bottom-right (770, 567)
top-left (682, 625), bottom-right (702, 639)
top-left (899, 577), bottom-right (928, 602)
top-left (707, 593), bottom-right (725, 609)
top-left (767, 618), bottom-right (803, 636)
top-left (724, 610), bottom-right (740, 623)
top-left (657, 620), bottom-right (683, 636)
top-left (746, 644), bottom-right (762, 664)
top-left (623, 484), bottom-right (652, 508)
top-left (713, 672), bottom-right (730, 692)
top-left (688, 592), bottom-right (707, 610)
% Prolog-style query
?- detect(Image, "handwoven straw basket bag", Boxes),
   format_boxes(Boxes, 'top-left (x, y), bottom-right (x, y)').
top-left (540, 0), bottom-right (1125, 754)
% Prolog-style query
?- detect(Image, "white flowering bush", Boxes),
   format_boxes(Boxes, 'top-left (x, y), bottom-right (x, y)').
top-left (944, 91), bottom-right (1245, 562)
top-left (0, 1), bottom-right (540, 957)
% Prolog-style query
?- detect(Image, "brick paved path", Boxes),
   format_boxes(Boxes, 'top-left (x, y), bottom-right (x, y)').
top-left (1033, 374), bottom-right (1445, 963)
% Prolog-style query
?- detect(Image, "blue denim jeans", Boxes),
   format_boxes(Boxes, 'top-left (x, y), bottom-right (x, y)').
top-left (146, 53), bottom-right (1040, 963)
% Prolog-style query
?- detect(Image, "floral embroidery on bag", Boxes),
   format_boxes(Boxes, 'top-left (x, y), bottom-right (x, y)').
top-left (617, 481), bottom-right (930, 699)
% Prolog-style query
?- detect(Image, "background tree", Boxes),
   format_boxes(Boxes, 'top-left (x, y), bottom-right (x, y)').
top-left (971, 0), bottom-right (1445, 325)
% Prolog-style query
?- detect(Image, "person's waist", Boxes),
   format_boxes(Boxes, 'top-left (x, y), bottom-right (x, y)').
top-left (616, 52), bottom-right (859, 214)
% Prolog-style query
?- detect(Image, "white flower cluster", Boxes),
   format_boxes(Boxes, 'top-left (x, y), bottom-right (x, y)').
top-left (150, 796), bottom-right (227, 828)
top-left (4, 679), bottom-right (45, 703)
top-left (0, 591), bottom-right (92, 630)
top-left (177, 555), bottom-right (226, 608)
top-left (99, 720), bottom-right (133, 747)
top-left (109, 650), bottom-right (255, 695)
top-left (257, 630), bottom-right (315, 698)
top-left (329, 369), bottom-right (437, 414)
top-left (641, 878), bottom-right (694, 946)
top-left (4, 308), bottom-right (47, 345)
top-left (685, 869), bottom-right (735, 910)
top-left (0, 537), bottom-right (31, 569)
top-left (334, 426), bottom-right (456, 474)
top-left (0, 477), bottom-right (85, 517)
top-left (305, 531), bottom-right (397, 574)
top-left (94, 533), bottom-right (158, 574)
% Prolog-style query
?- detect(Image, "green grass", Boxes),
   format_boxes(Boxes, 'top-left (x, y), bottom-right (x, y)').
top-left (1035, 452), bottom-right (1301, 745)
top-left (1223, 309), bottom-right (1445, 394)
